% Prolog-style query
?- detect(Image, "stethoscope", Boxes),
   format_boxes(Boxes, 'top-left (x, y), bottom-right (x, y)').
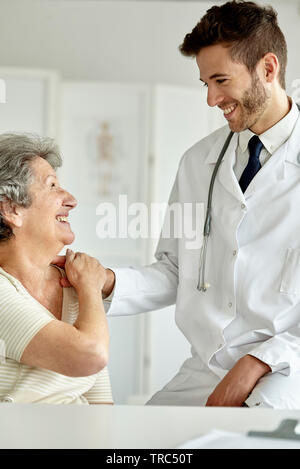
top-left (197, 130), bottom-right (235, 292)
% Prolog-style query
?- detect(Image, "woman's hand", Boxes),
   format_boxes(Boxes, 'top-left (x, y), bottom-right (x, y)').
top-left (52, 253), bottom-right (115, 294)
top-left (23, 250), bottom-right (110, 377)
top-left (63, 249), bottom-right (107, 292)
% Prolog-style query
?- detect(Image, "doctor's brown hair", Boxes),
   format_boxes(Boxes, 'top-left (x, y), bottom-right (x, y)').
top-left (179, 0), bottom-right (287, 89)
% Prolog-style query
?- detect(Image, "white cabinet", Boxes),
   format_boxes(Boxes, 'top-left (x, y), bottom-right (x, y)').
top-left (0, 68), bottom-right (59, 137)
top-left (144, 85), bottom-right (224, 399)
top-left (59, 82), bottom-right (151, 404)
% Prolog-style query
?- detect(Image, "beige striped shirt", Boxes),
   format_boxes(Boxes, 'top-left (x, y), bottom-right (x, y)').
top-left (0, 265), bottom-right (113, 405)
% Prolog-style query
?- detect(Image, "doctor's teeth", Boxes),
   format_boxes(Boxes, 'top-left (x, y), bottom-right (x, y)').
top-left (223, 105), bottom-right (236, 115)
top-left (56, 216), bottom-right (68, 222)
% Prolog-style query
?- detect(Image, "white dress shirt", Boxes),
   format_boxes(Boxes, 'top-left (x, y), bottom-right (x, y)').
top-left (234, 98), bottom-right (299, 180)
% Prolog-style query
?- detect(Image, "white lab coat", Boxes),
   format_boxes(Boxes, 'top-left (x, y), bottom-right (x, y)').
top-left (106, 114), bottom-right (300, 408)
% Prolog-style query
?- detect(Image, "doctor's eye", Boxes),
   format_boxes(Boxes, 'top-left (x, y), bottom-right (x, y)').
top-left (216, 79), bottom-right (227, 84)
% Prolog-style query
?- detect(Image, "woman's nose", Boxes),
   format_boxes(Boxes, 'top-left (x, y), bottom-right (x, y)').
top-left (63, 191), bottom-right (77, 210)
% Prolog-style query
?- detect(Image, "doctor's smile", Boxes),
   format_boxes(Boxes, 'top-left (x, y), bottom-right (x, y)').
top-left (222, 104), bottom-right (238, 118)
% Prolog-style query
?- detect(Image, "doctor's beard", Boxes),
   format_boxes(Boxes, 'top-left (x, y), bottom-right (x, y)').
top-left (231, 71), bottom-right (271, 133)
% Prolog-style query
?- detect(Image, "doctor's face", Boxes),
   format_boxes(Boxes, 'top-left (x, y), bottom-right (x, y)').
top-left (196, 44), bottom-right (270, 133)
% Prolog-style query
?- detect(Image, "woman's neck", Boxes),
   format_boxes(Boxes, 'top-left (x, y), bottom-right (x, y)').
top-left (0, 240), bottom-right (61, 292)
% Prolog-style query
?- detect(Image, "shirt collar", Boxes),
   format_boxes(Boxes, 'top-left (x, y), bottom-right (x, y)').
top-left (238, 97), bottom-right (299, 154)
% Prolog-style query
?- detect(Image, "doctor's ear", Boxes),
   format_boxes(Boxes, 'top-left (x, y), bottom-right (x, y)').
top-left (260, 52), bottom-right (279, 84)
top-left (0, 198), bottom-right (24, 228)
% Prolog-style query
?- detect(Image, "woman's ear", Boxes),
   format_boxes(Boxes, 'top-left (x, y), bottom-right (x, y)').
top-left (0, 198), bottom-right (23, 228)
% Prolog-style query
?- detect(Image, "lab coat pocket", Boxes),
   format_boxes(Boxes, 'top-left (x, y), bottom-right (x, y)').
top-left (280, 248), bottom-right (300, 295)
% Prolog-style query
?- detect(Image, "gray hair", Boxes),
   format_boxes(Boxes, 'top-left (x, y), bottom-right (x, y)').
top-left (0, 133), bottom-right (62, 243)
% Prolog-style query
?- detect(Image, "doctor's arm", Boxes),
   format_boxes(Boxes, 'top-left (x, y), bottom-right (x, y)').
top-left (102, 252), bottom-right (179, 317)
top-left (206, 326), bottom-right (300, 407)
top-left (205, 354), bottom-right (271, 407)
top-left (100, 171), bottom-right (182, 317)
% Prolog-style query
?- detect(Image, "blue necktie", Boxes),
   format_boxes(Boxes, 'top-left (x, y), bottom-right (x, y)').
top-left (239, 135), bottom-right (263, 193)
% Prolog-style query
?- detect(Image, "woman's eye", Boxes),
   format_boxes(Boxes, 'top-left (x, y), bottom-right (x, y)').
top-left (217, 79), bottom-right (227, 84)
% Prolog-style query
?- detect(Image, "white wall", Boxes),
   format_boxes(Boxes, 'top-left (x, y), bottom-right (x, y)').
top-left (0, 0), bottom-right (298, 92)
top-left (0, 0), bottom-right (206, 84)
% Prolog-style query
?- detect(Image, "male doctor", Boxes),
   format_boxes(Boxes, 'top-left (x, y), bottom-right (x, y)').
top-left (66, 0), bottom-right (300, 408)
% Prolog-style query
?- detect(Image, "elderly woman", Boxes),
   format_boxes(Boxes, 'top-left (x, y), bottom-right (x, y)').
top-left (0, 133), bottom-right (113, 404)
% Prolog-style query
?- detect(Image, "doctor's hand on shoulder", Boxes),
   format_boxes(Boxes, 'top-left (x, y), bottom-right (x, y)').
top-left (205, 355), bottom-right (271, 407)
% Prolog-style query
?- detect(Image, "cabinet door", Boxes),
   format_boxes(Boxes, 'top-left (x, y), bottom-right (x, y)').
top-left (60, 82), bottom-right (150, 404)
top-left (146, 85), bottom-right (224, 397)
top-left (0, 68), bottom-right (59, 137)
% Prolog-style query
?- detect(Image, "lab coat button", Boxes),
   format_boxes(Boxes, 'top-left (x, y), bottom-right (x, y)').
top-left (233, 250), bottom-right (237, 256)
top-left (228, 302), bottom-right (233, 308)
top-left (241, 203), bottom-right (246, 210)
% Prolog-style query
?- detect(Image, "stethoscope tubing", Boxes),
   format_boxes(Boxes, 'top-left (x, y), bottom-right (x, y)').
top-left (197, 130), bottom-right (234, 292)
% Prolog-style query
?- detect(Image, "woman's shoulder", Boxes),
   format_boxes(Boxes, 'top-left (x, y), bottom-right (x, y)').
top-left (0, 267), bottom-right (21, 293)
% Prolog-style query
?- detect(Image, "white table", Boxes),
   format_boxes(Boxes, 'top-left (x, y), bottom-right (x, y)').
top-left (1, 403), bottom-right (300, 449)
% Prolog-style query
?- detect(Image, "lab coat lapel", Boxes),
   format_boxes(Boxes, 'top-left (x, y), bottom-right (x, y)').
top-left (283, 110), bottom-right (300, 166)
top-left (243, 146), bottom-right (285, 197)
top-left (204, 128), bottom-right (243, 202)
top-left (243, 112), bottom-right (300, 197)
top-left (216, 132), bottom-right (244, 202)
top-left (204, 127), bottom-right (231, 165)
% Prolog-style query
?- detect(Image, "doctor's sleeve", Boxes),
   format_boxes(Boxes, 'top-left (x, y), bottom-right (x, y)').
top-left (249, 328), bottom-right (300, 376)
top-left (105, 167), bottom-right (182, 317)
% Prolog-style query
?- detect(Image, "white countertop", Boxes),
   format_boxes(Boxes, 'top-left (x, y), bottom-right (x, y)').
top-left (1, 403), bottom-right (300, 449)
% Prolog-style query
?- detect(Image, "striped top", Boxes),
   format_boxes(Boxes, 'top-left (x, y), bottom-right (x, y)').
top-left (0, 265), bottom-right (113, 405)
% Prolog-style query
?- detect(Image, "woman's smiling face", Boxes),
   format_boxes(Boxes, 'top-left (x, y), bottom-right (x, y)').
top-left (20, 156), bottom-right (77, 249)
